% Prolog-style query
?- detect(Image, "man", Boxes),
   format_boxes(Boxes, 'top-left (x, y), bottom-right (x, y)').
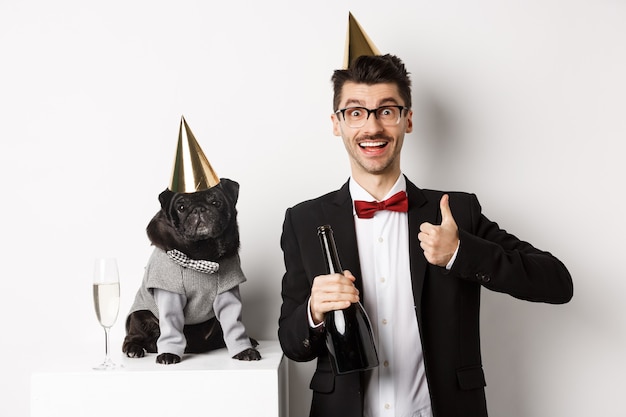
top-left (277, 52), bottom-right (573, 417)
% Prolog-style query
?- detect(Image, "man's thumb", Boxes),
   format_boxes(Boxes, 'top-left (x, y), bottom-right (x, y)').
top-left (440, 194), bottom-right (454, 225)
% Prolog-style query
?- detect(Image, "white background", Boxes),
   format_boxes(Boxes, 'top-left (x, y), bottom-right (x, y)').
top-left (1, 1), bottom-right (625, 416)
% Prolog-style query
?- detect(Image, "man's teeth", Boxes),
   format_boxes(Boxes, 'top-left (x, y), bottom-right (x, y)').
top-left (360, 141), bottom-right (386, 147)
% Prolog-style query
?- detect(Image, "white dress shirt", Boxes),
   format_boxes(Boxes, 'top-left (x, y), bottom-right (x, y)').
top-left (350, 175), bottom-right (432, 417)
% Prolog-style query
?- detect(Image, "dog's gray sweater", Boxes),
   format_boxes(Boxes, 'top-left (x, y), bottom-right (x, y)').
top-left (129, 248), bottom-right (253, 357)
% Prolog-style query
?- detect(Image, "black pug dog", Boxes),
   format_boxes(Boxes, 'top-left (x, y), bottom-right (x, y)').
top-left (122, 178), bottom-right (261, 364)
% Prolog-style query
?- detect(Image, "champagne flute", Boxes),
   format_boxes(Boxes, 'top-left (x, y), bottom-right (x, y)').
top-left (92, 257), bottom-right (122, 370)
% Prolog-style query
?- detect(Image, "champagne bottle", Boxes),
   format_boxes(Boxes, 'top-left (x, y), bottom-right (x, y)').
top-left (317, 224), bottom-right (379, 374)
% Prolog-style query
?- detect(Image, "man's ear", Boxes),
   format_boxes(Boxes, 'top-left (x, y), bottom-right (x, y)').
top-left (331, 113), bottom-right (342, 137)
top-left (405, 109), bottom-right (413, 134)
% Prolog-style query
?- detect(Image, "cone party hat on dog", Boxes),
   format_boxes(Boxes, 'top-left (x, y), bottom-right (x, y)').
top-left (343, 12), bottom-right (381, 69)
top-left (168, 116), bottom-right (220, 193)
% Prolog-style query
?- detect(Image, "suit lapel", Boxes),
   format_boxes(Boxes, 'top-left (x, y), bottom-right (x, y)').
top-left (406, 178), bottom-right (439, 317)
top-left (320, 181), bottom-right (364, 293)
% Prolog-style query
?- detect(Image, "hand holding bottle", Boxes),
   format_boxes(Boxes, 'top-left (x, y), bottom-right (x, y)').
top-left (310, 270), bottom-right (360, 325)
top-left (316, 225), bottom-right (378, 374)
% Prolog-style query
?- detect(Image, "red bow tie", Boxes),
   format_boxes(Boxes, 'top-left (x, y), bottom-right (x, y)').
top-left (354, 191), bottom-right (409, 219)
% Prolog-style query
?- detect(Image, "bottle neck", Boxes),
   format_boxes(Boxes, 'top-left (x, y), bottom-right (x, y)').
top-left (317, 225), bottom-right (343, 274)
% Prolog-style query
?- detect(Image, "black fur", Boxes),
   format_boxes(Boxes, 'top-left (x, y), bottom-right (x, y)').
top-left (146, 179), bottom-right (241, 261)
top-left (122, 178), bottom-right (261, 364)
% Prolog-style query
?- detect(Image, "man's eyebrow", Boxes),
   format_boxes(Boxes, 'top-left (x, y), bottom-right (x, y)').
top-left (378, 97), bottom-right (400, 105)
top-left (342, 97), bottom-right (400, 108)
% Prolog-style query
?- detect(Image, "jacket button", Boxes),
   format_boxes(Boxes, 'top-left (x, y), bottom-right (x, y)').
top-left (476, 273), bottom-right (491, 283)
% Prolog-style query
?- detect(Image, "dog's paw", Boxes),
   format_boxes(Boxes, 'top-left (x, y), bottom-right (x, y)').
top-left (124, 344), bottom-right (146, 358)
top-left (156, 353), bottom-right (181, 365)
top-left (232, 348), bottom-right (261, 361)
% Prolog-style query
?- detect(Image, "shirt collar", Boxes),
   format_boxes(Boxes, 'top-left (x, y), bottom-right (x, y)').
top-left (349, 174), bottom-right (407, 215)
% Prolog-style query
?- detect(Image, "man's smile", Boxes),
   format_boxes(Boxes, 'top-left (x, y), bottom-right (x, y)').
top-left (359, 140), bottom-right (388, 149)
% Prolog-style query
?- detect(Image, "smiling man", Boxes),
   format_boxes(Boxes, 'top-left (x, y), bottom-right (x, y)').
top-left (277, 52), bottom-right (573, 417)
top-left (332, 81), bottom-right (410, 200)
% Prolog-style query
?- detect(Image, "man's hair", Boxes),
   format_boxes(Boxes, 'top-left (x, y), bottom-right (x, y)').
top-left (331, 54), bottom-right (412, 111)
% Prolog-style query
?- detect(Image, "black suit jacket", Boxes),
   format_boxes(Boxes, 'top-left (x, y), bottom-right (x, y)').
top-left (278, 177), bottom-right (573, 417)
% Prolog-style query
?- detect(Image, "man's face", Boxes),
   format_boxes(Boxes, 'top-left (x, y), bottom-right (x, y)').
top-left (331, 82), bottom-right (413, 181)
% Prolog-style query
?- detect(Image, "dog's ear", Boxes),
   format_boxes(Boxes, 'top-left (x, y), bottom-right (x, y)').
top-left (146, 210), bottom-right (179, 251)
top-left (158, 189), bottom-right (175, 209)
top-left (218, 178), bottom-right (239, 205)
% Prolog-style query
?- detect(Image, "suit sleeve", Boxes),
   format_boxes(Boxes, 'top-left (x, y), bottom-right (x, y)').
top-left (450, 193), bottom-right (573, 304)
top-left (278, 207), bottom-right (327, 362)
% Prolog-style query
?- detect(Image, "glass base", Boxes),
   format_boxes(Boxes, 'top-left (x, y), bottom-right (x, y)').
top-left (93, 357), bottom-right (123, 371)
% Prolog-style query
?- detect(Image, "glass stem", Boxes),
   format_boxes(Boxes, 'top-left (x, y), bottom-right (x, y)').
top-left (103, 326), bottom-right (111, 362)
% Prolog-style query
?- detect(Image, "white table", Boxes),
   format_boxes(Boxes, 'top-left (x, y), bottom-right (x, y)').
top-left (31, 340), bottom-right (287, 417)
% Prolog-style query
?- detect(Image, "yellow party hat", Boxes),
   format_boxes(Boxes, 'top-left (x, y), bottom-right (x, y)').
top-left (168, 116), bottom-right (220, 192)
top-left (343, 12), bottom-right (381, 69)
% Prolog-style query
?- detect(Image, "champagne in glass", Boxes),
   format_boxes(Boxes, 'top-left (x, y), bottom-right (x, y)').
top-left (92, 257), bottom-right (121, 370)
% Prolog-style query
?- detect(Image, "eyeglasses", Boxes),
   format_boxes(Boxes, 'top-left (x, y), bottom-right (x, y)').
top-left (335, 105), bottom-right (409, 128)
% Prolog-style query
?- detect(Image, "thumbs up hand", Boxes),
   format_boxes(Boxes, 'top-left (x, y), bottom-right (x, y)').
top-left (418, 194), bottom-right (460, 267)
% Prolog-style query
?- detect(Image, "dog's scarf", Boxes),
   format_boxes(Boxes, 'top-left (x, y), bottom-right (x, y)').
top-left (166, 249), bottom-right (219, 274)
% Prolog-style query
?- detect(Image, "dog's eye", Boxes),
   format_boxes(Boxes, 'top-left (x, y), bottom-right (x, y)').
top-left (212, 200), bottom-right (222, 208)
top-left (177, 204), bottom-right (185, 212)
